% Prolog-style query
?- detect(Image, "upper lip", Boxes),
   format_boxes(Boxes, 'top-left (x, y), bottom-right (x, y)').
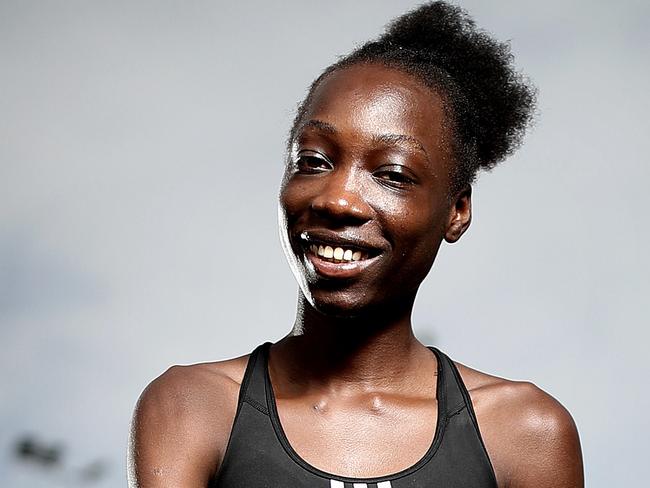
top-left (297, 229), bottom-right (386, 255)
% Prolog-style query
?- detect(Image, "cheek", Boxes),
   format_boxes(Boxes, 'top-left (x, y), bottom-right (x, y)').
top-left (279, 178), bottom-right (308, 220)
top-left (381, 196), bottom-right (449, 276)
top-left (378, 192), bottom-right (448, 242)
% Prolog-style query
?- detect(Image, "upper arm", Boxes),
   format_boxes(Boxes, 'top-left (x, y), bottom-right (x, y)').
top-left (476, 381), bottom-right (583, 488)
top-left (127, 365), bottom-right (239, 488)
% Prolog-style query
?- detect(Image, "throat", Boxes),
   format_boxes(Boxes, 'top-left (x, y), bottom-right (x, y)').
top-left (271, 333), bottom-right (432, 396)
top-left (275, 292), bottom-right (427, 392)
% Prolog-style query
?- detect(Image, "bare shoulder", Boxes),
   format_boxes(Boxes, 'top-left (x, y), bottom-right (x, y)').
top-left (127, 354), bottom-right (250, 488)
top-left (455, 362), bottom-right (584, 488)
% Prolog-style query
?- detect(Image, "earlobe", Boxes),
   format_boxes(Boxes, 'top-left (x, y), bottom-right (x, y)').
top-left (444, 185), bottom-right (472, 243)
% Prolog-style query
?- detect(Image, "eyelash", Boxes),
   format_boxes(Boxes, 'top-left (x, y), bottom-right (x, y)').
top-left (373, 170), bottom-right (415, 188)
top-left (294, 154), bottom-right (331, 174)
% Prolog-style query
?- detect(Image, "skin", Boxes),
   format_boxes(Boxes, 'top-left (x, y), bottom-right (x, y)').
top-left (128, 64), bottom-right (584, 488)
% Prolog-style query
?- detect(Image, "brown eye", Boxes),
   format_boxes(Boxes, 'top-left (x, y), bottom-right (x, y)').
top-left (373, 166), bottom-right (416, 188)
top-left (295, 153), bottom-right (332, 174)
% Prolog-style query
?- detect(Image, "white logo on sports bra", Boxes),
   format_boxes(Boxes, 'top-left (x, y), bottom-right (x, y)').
top-left (329, 481), bottom-right (392, 488)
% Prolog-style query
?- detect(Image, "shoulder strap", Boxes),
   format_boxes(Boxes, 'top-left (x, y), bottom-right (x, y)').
top-left (431, 347), bottom-right (499, 485)
top-left (433, 347), bottom-right (490, 436)
top-left (237, 342), bottom-right (272, 413)
top-left (430, 347), bottom-right (468, 417)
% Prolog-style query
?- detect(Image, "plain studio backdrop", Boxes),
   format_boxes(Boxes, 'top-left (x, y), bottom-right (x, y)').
top-left (1, 0), bottom-right (648, 486)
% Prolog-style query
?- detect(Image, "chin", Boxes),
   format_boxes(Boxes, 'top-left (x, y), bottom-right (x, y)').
top-left (303, 288), bottom-right (375, 319)
top-left (305, 283), bottom-right (414, 322)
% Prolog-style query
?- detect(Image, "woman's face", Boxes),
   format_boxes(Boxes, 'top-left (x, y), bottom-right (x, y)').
top-left (279, 63), bottom-right (470, 316)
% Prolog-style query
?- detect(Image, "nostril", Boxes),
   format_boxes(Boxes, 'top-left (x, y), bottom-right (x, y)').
top-left (310, 196), bottom-right (370, 223)
top-left (308, 174), bottom-right (374, 224)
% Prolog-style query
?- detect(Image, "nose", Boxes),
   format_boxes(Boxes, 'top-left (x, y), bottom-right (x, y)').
top-left (310, 166), bottom-right (373, 225)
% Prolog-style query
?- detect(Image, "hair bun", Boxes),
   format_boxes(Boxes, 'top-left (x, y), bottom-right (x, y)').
top-left (290, 1), bottom-right (536, 190)
top-left (381, 2), bottom-right (473, 54)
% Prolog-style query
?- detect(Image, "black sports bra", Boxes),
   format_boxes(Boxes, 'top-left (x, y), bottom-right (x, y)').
top-left (213, 343), bottom-right (497, 487)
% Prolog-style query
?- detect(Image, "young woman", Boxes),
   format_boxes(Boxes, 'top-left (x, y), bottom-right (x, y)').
top-left (128, 3), bottom-right (583, 487)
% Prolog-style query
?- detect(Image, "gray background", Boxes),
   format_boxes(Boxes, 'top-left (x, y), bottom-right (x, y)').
top-left (1, 0), bottom-right (648, 486)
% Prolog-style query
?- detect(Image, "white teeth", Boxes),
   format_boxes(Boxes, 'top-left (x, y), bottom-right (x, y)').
top-left (309, 242), bottom-right (369, 263)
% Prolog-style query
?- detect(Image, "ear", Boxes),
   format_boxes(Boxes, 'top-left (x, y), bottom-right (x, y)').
top-left (444, 184), bottom-right (472, 243)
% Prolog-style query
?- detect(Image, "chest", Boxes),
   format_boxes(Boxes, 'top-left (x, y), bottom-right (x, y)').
top-left (275, 394), bottom-right (439, 478)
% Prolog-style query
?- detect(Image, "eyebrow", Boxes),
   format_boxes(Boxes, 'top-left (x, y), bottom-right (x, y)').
top-left (298, 119), bottom-right (338, 134)
top-left (371, 133), bottom-right (430, 162)
top-left (298, 119), bottom-right (430, 162)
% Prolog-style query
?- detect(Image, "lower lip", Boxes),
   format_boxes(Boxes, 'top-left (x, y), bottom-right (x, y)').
top-left (305, 251), bottom-right (380, 280)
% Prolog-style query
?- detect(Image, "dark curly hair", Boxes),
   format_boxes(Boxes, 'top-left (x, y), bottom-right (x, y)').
top-left (288, 1), bottom-right (536, 193)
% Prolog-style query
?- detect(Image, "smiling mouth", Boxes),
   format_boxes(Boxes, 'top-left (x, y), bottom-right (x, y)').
top-left (298, 239), bottom-right (383, 280)
top-left (307, 244), bottom-right (369, 263)
top-left (296, 230), bottom-right (383, 278)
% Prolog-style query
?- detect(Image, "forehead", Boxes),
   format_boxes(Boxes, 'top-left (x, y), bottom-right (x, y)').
top-left (299, 64), bottom-right (448, 159)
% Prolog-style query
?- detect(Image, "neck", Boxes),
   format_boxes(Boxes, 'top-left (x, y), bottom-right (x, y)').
top-left (272, 291), bottom-right (429, 393)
